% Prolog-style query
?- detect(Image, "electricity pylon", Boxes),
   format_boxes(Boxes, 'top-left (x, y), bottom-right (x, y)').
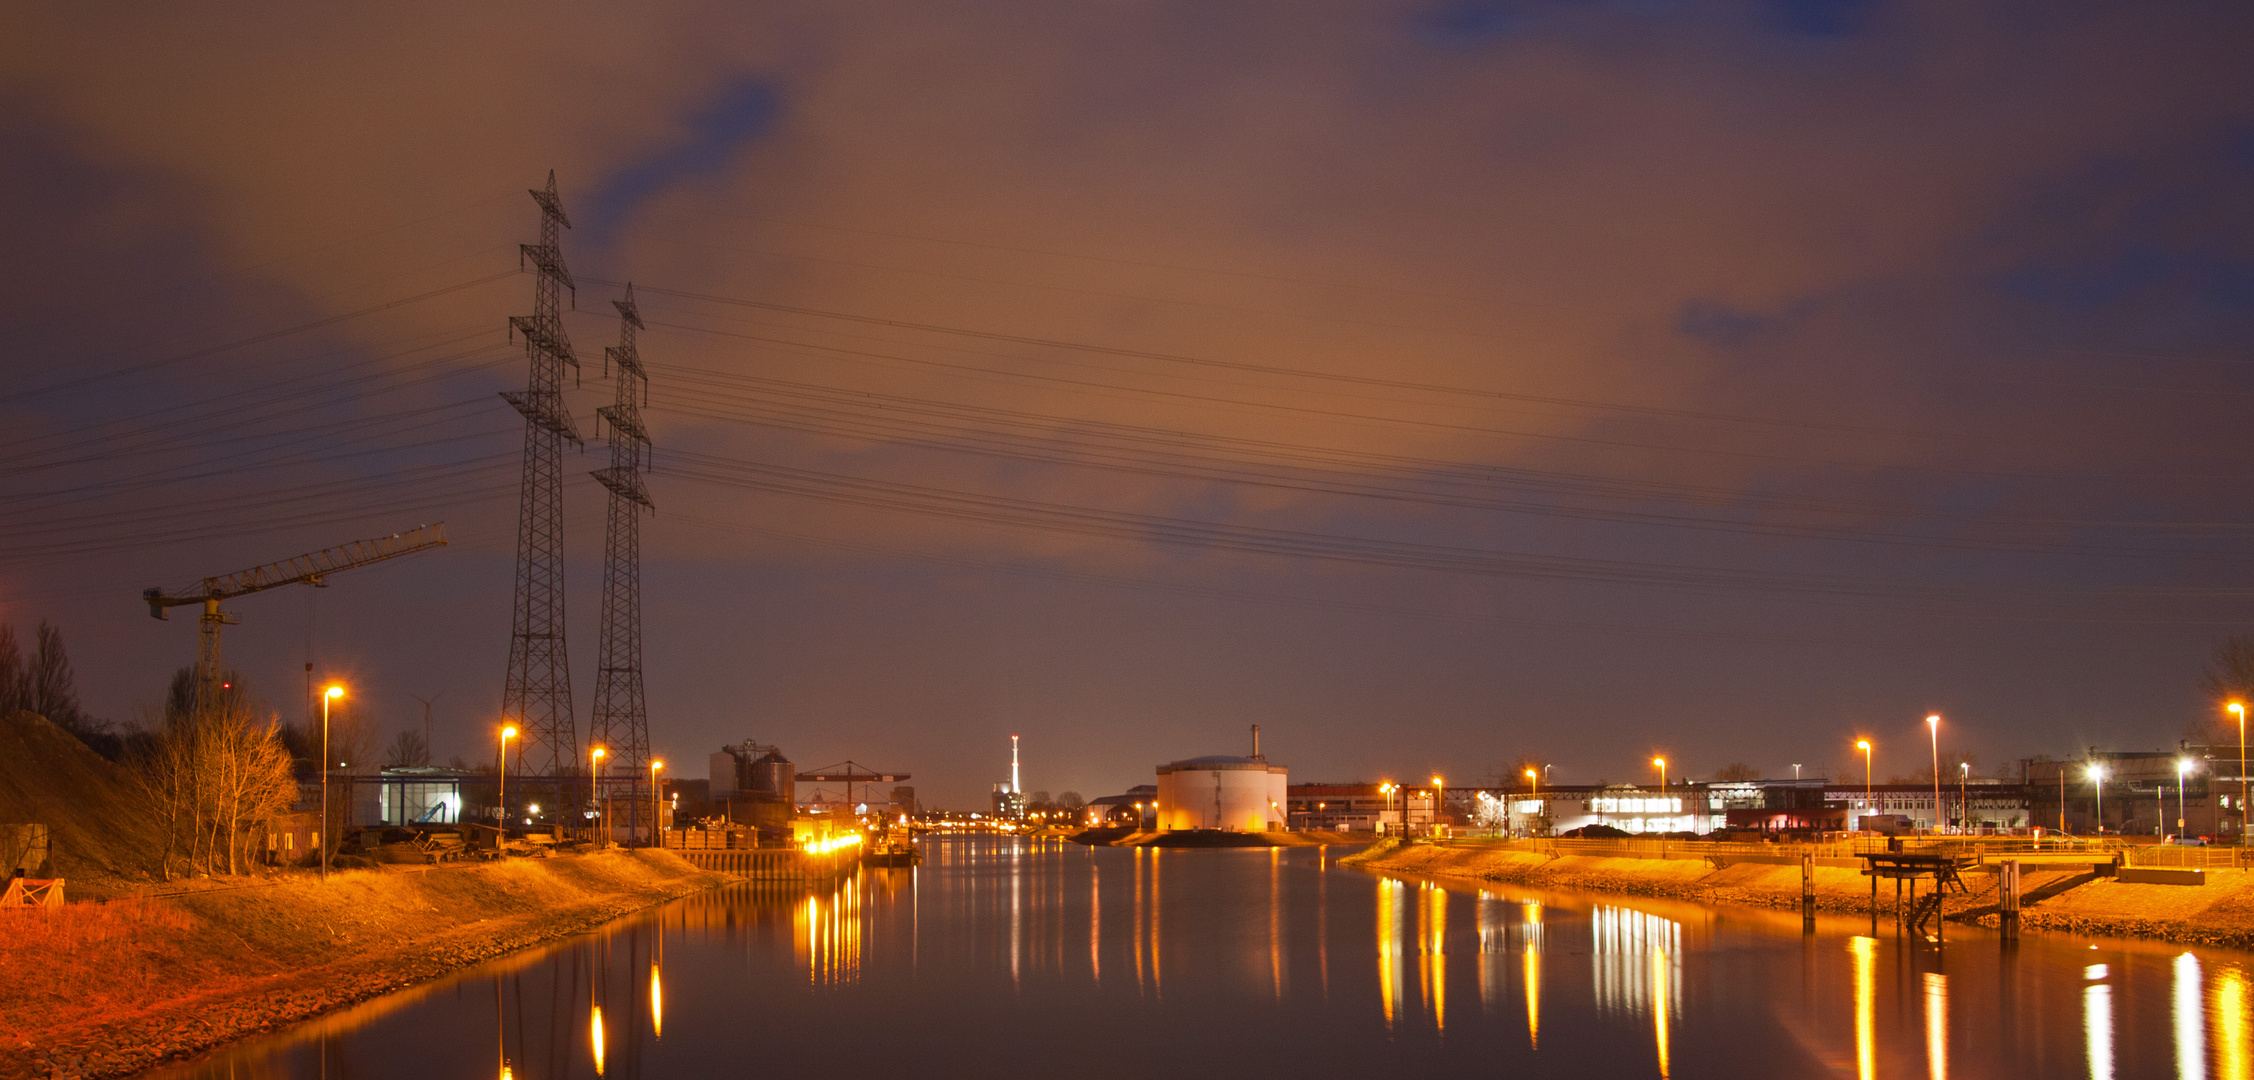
top-left (591, 284), bottom-right (654, 840)
top-left (502, 171), bottom-right (581, 781)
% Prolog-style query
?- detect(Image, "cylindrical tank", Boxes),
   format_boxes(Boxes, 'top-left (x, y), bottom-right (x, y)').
top-left (744, 751), bottom-right (794, 805)
top-left (1155, 755), bottom-right (1288, 831)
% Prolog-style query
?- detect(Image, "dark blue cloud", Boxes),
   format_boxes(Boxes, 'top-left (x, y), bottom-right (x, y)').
top-left (583, 79), bottom-right (783, 242)
top-left (1677, 299), bottom-right (1771, 347)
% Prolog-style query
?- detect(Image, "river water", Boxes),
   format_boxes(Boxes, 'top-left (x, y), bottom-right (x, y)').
top-left (158, 837), bottom-right (2252, 1079)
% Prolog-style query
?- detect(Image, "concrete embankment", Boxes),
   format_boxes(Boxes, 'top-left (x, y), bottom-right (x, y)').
top-left (1345, 840), bottom-right (2254, 949)
top-left (0, 850), bottom-right (732, 1080)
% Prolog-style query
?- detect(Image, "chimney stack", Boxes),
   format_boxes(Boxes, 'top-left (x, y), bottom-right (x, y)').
top-left (1252, 723), bottom-right (1262, 760)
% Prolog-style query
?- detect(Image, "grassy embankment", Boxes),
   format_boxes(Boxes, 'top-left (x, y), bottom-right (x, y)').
top-left (0, 850), bottom-right (731, 1080)
top-left (1345, 839), bottom-right (2254, 948)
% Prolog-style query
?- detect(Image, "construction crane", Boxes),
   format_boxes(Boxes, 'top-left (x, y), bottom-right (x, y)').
top-left (143, 524), bottom-right (449, 718)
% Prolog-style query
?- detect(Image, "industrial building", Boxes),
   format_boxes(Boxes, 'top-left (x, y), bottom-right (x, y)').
top-left (708, 739), bottom-right (794, 840)
top-left (1155, 728), bottom-right (1287, 831)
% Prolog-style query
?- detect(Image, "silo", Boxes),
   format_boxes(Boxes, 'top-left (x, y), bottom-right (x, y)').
top-left (743, 750), bottom-right (795, 834)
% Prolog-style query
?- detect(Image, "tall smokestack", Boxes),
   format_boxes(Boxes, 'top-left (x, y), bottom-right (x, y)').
top-left (1252, 724), bottom-right (1261, 760)
top-left (1011, 734), bottom-right (1020, 794)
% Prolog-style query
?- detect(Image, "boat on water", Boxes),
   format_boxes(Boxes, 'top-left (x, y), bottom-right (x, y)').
top-left (865, 825), bottom-right (921, 867)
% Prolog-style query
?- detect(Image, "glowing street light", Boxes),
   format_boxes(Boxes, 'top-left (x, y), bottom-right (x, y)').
top-left (591, 746), bottom-right (608, 846)
top-left (1958, 761), bottom-right (1969, 833)
top-left (1856, 740), bottom-right (1873, 824)
top-left (321, 684), bottom-right (344, 881)
top-left (1379, 782), bottom-right (1398, 838)
top-left (1431, 775), bottom-right (1444, 835)
top-left (499, 725), bottom-right (518, 831)
top-left (2232, 703), bottom-right (2248, 840)
top-left (2176, 759), bottom-right (2193, 838)
top-left (2086, 763), bottom-right (2106, 834)
top-left (650, 760), bottom-right (665, 849)
top-left (1926, 715), bottom-right (1942, 835)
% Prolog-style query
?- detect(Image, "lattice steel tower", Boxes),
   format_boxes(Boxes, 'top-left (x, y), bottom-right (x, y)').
top-left (591, 284), bottom-right (654, 835)
top-left (502, 171), bottom-right (581, 782)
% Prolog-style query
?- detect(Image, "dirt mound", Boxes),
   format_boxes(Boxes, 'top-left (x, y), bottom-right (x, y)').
top-left (0, 711), bottom-right (163, 891)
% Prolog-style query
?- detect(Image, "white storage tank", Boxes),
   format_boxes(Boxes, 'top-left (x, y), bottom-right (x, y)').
top-left (1156, 755), bottom-right (1288, 831)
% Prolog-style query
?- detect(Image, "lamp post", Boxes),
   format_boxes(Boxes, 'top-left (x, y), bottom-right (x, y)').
top-left (1958, 762), bottom-right (1969, 833)
top-left (1379, 782), bottom-right (1397, 838)
top-left (320, 684), bottom-right (343, 880)
top-left (498, 725), bottom-right (517, 831)
top-left (1431, 775), bottom-right (1445, 838)
top-left (591, 747), bottom-right (607, 846)
top-left (1525, 768), bottom-right (1540, 838)
top-left (650, 761), bottom-right (664, 848)
top-left (2176, 759), bottom-right (2191, 839)
top-left (1856, 740), bottom-right (1872, 829)
top-left (1926, 715), bottom-right (1941, 835)
top-left (2086, 763), bottom-right (2106, 836)
top-left (2232, 703), bottom-right (2248, 841)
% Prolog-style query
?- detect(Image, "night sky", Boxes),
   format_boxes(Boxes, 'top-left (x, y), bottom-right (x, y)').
top-left (6, 3), bottom-right (2254, 808)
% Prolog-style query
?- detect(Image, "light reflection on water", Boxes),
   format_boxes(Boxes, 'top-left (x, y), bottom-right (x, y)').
top-left (154, 837), bottom-right (2254, 1080)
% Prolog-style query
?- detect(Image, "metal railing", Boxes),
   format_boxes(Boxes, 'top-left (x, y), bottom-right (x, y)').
top-left (2123, 846), bottom-right (2248, 870)
top-left (1435, 834), bottom-right (2169, 864)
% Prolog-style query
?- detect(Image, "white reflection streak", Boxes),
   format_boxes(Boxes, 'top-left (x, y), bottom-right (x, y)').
top-left (2177, 953), bottom-right (2206, 1080)
top-left (1011, 839), bottom-right (1022, 989)
top-left (1923, 972), bottom-right (1947, 1080)
top-left (2087, 964), bottom-right (2113, 1080)
top-left (1850, 937), bottom-right (1876, 1080)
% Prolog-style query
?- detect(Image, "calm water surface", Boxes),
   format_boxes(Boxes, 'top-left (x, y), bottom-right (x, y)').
top-left (160, 837), bottom-right (2254, 1079)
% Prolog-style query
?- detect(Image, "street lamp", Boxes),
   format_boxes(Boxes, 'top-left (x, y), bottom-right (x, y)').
top-left (1856, 740), bottom-right (1873, 827)
top-left (2232, 703), bottom-right (2248, 840)
top-left (2086, 763), bottom-right (2106, 835)
top-left (1958, 761), bottom-right (1969, 833)
top-left (499, 725), bottom-right (518, 831)
top-left (1379, 782), bottom-right (1397, 837)
top-left (650, 761), bottom-right (664, 848)
top-left (1926, 715), bottom-right (1941, 836)
top-left (591, 746), bottom-right (608, 846)
top-left (1525, 768), bottom-right (1540, 838)
top-left (2176, 759), bottom-right (2192, 839)
top-left (320, 684), bottom-right (343, 881)
top-left (1431, 775), bottom-right (1444, 836)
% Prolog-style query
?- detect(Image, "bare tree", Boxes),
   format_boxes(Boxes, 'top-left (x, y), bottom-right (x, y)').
top-left (131, 669), bottom-right (297, 877)
top-left (1712, 763), bottom-right (1760, 782)
top-left (0, 625), bottom-right (29, 716)
top-left (1056, 791), bottom-right (1085, 811)
top-left (383, 729), bottom-right (431, 768)
top-left (2194, 634), bottom-right (2254, 745)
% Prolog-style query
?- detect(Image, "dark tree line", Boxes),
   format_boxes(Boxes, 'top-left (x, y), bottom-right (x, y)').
top-left (0, 620), bottom-right (119, 759)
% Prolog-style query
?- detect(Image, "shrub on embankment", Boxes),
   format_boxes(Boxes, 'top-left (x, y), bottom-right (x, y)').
top-left (0, 850), bottom-right (727, 1080)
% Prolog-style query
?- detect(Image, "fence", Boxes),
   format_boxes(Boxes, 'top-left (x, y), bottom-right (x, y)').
top-left (2124, 845), bottom-right (2249, 870)
top-left (1439, 834), bottom-right (2172, 865)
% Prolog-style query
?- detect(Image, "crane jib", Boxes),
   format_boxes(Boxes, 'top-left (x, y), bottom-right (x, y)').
top-left (143, 523), bottom-right (449, 616)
